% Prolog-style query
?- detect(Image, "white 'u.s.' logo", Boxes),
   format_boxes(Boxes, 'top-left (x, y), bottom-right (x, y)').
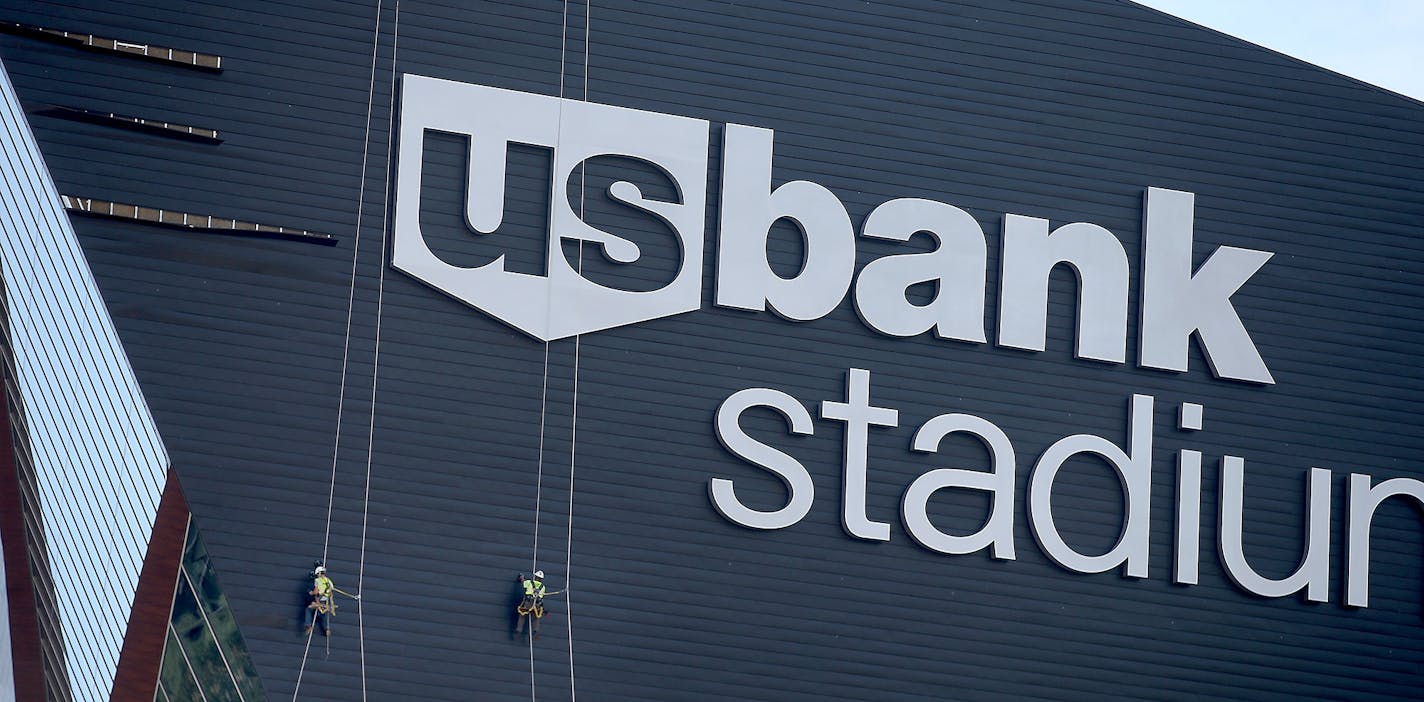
top-left (392, 74), bottom-right (710, 341)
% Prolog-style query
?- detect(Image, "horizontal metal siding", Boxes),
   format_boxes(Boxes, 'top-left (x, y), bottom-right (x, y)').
top-left (2, 0), bottom-right (1422, 700)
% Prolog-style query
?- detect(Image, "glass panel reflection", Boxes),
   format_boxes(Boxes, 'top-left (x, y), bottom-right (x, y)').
top-left (155, 519), bottom-right (267, 701)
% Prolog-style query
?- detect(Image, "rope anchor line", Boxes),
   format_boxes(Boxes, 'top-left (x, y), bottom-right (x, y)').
top-left (297, 3), bottom-right (588, 701)
top-left (527, 2), bottom-right (588, 701)
top-left (292, 2), bottom-right (398, 700)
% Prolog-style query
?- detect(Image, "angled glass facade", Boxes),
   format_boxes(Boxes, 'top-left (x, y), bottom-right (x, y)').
top-left (157, 520), bottom-right (265, 702)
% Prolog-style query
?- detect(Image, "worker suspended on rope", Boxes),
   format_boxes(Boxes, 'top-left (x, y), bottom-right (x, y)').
top-left (303, 562), bottom-right (359, 638)
top-left (514, 570), bottom-right (563, 641)
top-left (304, 564), bottom-right (335, 637)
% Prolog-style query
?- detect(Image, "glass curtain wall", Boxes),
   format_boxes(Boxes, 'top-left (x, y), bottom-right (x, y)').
top-left (155, 521), bottom-right (265, 702)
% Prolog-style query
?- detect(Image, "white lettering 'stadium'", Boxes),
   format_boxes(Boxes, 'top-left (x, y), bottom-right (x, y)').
top-left (392, 74), bottom-right (709, 340)
top-left (708, 372), bottom-right (1424, 607)
top-left (393, 76), bottom-right (1277, 384)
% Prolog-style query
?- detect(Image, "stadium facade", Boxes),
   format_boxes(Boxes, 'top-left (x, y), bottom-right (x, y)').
top-left (0, 1), bottom-right (1421, 700)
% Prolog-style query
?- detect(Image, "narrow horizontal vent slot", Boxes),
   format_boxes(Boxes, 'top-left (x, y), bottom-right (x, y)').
top-left (62, 196), bottom-right (335, 245)
top-left (0, 22), bottom-right (222, 71)
top-left (34, 105), bottom-right (220, 142)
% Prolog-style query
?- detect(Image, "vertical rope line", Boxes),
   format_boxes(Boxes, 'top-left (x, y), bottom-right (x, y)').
top-left (565, 3), bottom-right (590, 700)
top-left (531, 342), bottom-right (550, 573)
top-left (321, 0), bottom-right (386, 569)
top-left (538, 0), bottom-right (577, 575)
top-left (531, 4), bottom-right (573, 698)
top-left (354, 3), bottom-right (400, 700)
top-left (292, 625), bottom-right (315, 700)
top-left (294, 2), bottom-right (383, 698)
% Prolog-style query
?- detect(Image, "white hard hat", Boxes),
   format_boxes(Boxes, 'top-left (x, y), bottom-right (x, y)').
top-left (533, 570), bottom-right (545, 579)
top-left (314, 566), bottom-right (326, 574)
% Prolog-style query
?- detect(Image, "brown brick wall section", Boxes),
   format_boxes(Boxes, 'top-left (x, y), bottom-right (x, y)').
top-left (0, 375), bottom-right (44, 702)
top-left (109, 468), bottom-right (189, 702)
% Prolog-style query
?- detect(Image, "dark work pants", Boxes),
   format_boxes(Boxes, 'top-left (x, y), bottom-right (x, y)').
top-left (515, 597), bottom-right (541, 637)
top-left (304, 599), bottom-right (330, 635)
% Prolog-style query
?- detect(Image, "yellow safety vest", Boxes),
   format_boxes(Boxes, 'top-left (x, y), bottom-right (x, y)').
top-left (523, 579), bottom-right (545, 598)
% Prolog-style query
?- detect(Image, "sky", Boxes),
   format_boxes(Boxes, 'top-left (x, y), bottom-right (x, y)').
top-left (1133, 0), bottom-right (1424, 102)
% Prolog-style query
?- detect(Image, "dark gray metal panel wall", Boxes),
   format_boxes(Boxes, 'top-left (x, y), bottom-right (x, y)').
top-left (2, 1), bottom-right (1421, 700)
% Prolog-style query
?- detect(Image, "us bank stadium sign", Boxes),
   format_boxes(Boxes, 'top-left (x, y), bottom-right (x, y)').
top-left (391, 74), bottom-right (1420, 611)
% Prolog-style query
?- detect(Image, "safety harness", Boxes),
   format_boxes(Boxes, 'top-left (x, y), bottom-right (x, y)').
top-left (517, 579), bottom-right (547, 618)
top-left (310, 574), bottom-right (358, 617)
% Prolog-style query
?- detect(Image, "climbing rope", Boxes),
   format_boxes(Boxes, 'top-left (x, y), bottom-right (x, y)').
top-left (353, 3), bottom-right (401, 698)
top-left (298, 1), bottom-right (586, 699)
top-left (530, 338), bottom-right (551, 573)
top-left (526, 2), bottom-right (588, 700)
top-left (563, 5), bottom-right (591, 699)
top-left (291, 1), bottom-right (392, 699)
top-left (526, 338), bottom-right (552, 702)
top-left (528, 0), bottom-right (571, 697)
top-left (528, 346), bottom-right (547, 701)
